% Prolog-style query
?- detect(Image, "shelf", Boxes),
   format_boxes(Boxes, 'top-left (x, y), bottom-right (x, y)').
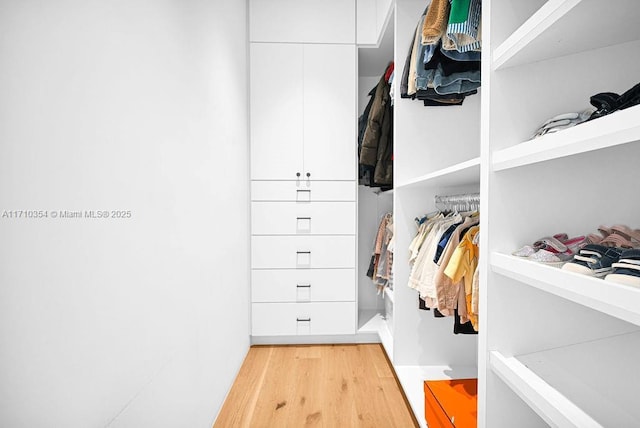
top-left (394, 365), bottom-right (478, 428)
top-left (491, 253), bottom-right (640, 327)
top-left (490, 351), bottom-right (600, 427)
top-left (358, 310), bottom-right (393, 354)
top-left (493, 0), bottom-right (640, 70)
top-left (492, 105), bottom-right (640, 171)
top-left (395, 157), bottom-right (480, 190)
top-left (358, 309), bottom-right (384, 333)
top-left (490, 331), bottom-right (640, 427)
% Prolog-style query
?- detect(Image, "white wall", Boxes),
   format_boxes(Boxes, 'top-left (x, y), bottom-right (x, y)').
top-left (0, 1), bottom-right (250, 427)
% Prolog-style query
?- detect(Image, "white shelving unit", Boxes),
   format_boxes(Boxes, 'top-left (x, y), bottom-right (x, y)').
top-left (489, 351), bottom-right (601, 428)
top-left (396, 157), bottom-right (480, 190)
top-left (490, 330), bottom-right (640, 427)
top-left (481, 1), bottom-right (640, 426)
top-left (492, 0), bottom-right (640, 70)
top-left (491, 253), bottom-right (640, 327)
top-left (395, 365), bottom-right (478, 428)
top-left (360, 1), bottom-right (640, 426)
top-left (382, 0), bottom-right (482, 425)
top-left (492, 104), bottom-right (640, 171)
top-left (355, 0), bottom-right (395, 362)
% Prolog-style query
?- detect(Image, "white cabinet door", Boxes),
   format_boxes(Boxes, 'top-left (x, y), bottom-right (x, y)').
top-left (252, 201), bottom-right (356, 235)
top-left (251, 236), bottom-right (355, 269)
top-left (303, 44), bottom-right (356, 180)
top-left (251, 302), bottom-right (356, 336)
top-left (251, 269), bottom-right (355, 302)
top-left (250, 0), bottom-right (355, 44)
top-left (250, 43), bottom-right (303, 180)
top-left (251, 180), bottom-right (356, 202)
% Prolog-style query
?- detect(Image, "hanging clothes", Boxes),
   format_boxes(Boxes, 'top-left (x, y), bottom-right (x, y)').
top-left (406, 204), bottom-right (481, 333)
top-left (359, 63), bottom-right (394, 188)
top-left (401, 0), bottom-right (482, 106)
top-left (369, 213), bottom-right (394, 294)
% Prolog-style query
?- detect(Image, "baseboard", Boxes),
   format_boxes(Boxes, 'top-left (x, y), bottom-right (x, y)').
top-left (250, 331), bottom-right (381, 345)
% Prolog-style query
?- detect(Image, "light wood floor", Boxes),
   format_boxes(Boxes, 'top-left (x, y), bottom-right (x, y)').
top-left (214, 344), bottom-right (419, 428)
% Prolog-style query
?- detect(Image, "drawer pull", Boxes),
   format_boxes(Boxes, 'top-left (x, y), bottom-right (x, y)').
top-left (296, 216), bottom-right (312, 233)
top-left (296, 284), bottom-right (311, 288)
top-left (296, 189), bottom-right (311, 202)
top-left (297, 318), bottom-right (311, 322)
top-left (296, 250), bottom-right (311, 266)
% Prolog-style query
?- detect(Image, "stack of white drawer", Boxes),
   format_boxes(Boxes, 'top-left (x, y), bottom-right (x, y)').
top-left (250, 180), bottom-right (357, 337)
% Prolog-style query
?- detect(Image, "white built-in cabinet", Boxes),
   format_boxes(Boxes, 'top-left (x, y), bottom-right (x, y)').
top-left (249, 0), bottom-right (358, 339)
top-left (249, 0), bottom-right (355, 44)
top-left (250, 43), bottom-right (356, 181)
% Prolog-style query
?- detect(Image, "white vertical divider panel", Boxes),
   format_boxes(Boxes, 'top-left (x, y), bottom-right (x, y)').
top-left (478, 1), bottom-right (493, 427)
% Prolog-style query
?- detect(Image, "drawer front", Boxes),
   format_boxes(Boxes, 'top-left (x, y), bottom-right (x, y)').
top-left (252, 202), bottom-right (356, 235)
top-left (251, 180), bottom-right (356, 202)
top-left (251, 302), bottom-right (356, 336)
top-left (252, 269), bottom-right (355, 302)
top-left (251, 236), bottom-right (355, 269)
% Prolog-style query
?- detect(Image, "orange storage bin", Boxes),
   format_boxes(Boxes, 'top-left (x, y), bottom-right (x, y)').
top-left (424, 378), bottom-right (477, 428)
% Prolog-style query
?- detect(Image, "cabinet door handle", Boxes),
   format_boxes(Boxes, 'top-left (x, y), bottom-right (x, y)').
top-left (296, 217), bottom-right (311, 220)
top-left (296, 284), bottom-right (311, 288)
top-left (296, 172), bottom-right (301, 177)
top-left (306, 172), bottom-right (310, 178)
top-left (296, 251), bottom-right (311, 255)
top-left (297, 318), bottom-right (311, 322)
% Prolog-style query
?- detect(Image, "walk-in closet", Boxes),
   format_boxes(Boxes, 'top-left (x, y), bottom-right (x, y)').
top-left (4, 0), bottom-right (640, 426)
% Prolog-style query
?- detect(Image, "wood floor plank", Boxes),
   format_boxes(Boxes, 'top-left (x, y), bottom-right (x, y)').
top-left (214, 346), bottom-right (273, 428)
top-left (215, 344), bottom-right (418, 428)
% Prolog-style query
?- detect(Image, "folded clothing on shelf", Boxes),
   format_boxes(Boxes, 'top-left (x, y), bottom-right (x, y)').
top-left (531, 110), bottom-right (592, 139)
top-left (588, 81), bottom-right (640, 121)
top-left (529, 81), bottom-right (640, 140)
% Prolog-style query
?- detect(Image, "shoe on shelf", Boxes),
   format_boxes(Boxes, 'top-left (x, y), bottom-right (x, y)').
top-left (585, 224), bottom-right (614, 244)
top-left (599, 233), bottom-right (635, 249)
top-left (610, 224), bottom-right (640, 247)
top-left (526, 235), bottom-right (585, 267)
top-left (562, 244), bottom-right (625, 278)
top-left (605, 249), bottom-right (640, 287)
top-left (512, 233), bottom-right (568, 257)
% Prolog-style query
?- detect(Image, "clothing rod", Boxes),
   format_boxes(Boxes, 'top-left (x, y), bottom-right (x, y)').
top-left (434, 193), bottom-right (480, 203)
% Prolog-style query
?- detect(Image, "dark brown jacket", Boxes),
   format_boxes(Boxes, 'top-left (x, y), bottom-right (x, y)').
top-left (359, 74), bottom-right (393, 186)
